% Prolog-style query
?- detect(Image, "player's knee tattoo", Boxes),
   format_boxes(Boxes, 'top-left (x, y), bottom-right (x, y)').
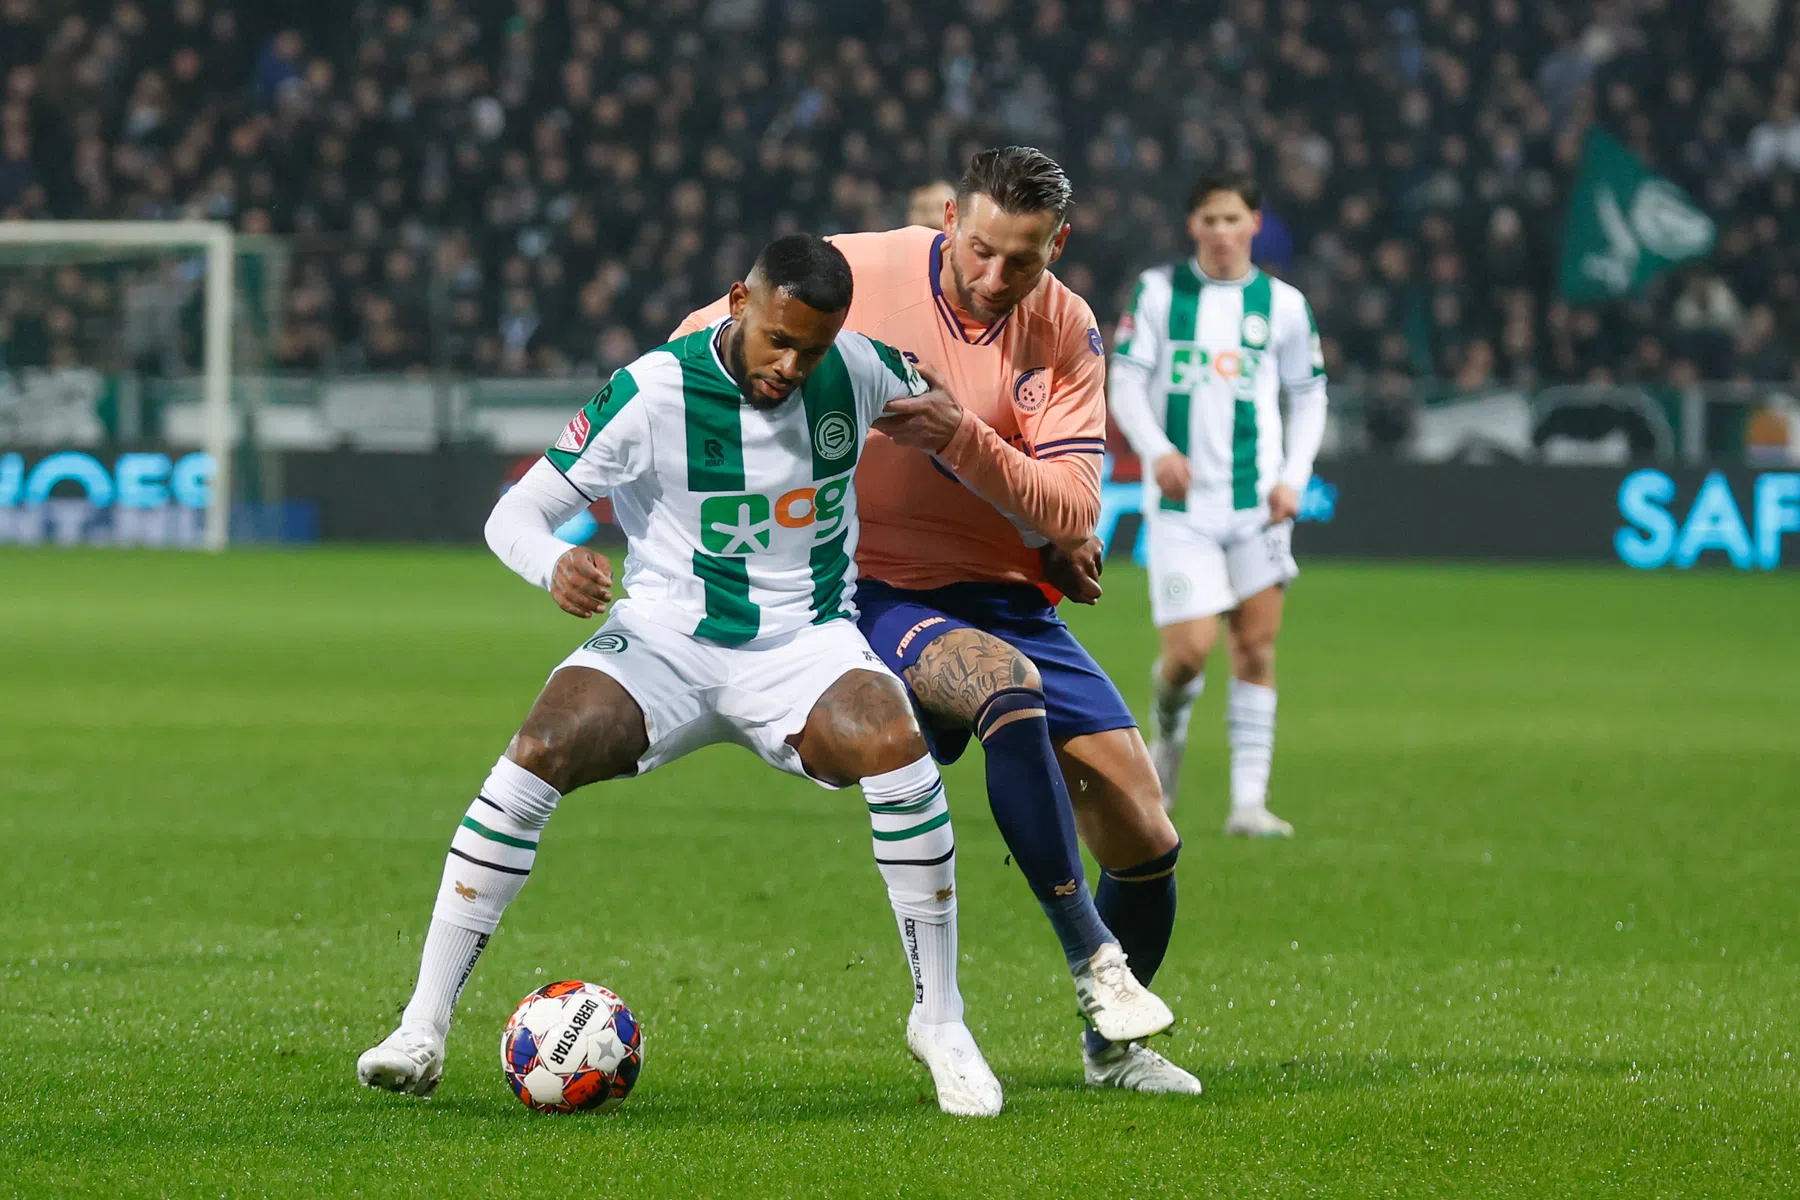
top-left (828, 669), bottom-right (915, 739)
top-left (904, 630), bottom-right (1040, 728)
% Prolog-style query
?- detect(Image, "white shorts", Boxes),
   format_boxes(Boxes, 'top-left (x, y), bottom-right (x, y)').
top-left (1147, 506), bottom-right (1298, 626)
top-left (550, 599), bottom-right (895, 788)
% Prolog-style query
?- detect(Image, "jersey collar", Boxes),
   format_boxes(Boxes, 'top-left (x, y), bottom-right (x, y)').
top-left (706, 317), bottom-right (738, 385)
top-left (929, 233), bottom-right (1011, 346)
top-left (1191, 259), bottom-right (1260, 288)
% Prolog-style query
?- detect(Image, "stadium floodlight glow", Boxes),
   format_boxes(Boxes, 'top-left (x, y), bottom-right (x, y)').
top-left (0, 219), bottom-right (236, 551)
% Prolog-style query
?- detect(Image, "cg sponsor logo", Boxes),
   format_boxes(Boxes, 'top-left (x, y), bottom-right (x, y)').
top-left (1616, 469), bottom-right (1800, 569)
top-left (582, 632), bottom-right (630, 654)
top-left (699, 476), bottom-right (852, 554)
top-left (1169, 344), bottom-right (1256, 386)
top-left (813, 412), bottom-right (856, 462)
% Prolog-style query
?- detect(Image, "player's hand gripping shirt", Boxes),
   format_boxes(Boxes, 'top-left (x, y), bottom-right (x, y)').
top-left (543, 318), bottom-right (928, 645)
top-left (1109, 262), bottom-right (1328, 520)
top-left (676, 227), bottom-right (1108, 591)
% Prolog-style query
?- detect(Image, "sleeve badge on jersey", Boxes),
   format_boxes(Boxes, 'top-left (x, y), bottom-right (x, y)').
top-left (1087, 327), bottom-right (1105, 355)
top-left (1013, 367), bottom-right (1051, 413)
top-left (555, 408), bottom-right (592, 454)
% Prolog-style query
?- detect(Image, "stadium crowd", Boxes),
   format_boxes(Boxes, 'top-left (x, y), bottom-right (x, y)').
top-left (0, 0), bottom-right (1796, 402)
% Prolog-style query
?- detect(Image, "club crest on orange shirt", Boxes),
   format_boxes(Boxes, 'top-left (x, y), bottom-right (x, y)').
top-left (1013, 367), bottom-right (1050, 414)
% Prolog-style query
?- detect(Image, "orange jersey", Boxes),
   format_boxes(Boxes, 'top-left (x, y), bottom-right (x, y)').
top-left (675, 226), bottom-right (1107, 590)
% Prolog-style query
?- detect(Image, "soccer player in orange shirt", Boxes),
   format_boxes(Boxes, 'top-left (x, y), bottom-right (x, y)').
top-left (677, 148), bottom-right (1198, 1093)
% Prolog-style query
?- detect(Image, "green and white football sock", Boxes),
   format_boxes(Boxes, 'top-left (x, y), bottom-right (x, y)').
top-left (401, 756), bottom-right (561, 1037)
top-left (1226, 678), bottom-right (1277, 811)
top-left (863, 755), bottom-right (963, 1026)
top-left (399, 924), bottom-right (487, 1041)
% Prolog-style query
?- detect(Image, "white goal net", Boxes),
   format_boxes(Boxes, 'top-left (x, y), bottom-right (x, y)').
top-left (0, 221), bottom-right (235, 550)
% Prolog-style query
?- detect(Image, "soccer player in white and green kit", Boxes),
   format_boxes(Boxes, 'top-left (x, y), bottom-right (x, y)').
top-left (1107, 169), bottom-right (1329, 838)
top-left (356, 236), bottom-right (1019, 1115)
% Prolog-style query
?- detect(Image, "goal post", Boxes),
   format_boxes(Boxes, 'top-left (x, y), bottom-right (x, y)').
top-left (0, 220), bottom-right (236, 551)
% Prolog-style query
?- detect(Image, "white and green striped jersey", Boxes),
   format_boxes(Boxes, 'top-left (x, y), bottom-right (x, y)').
top-left (1112, 261), bottom-right (1326, 516)
top-left (544, 318), bottom-right (928, 646)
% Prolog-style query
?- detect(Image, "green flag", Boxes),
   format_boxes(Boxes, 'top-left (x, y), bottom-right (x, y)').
top-left (1558, 127), bottom-right (1715, 304)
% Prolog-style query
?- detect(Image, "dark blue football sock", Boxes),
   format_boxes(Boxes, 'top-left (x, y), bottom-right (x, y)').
top-left (975, 686), bottom-right (1113, 968)
top-left (1086, 841), bottom-right (1181, 1054)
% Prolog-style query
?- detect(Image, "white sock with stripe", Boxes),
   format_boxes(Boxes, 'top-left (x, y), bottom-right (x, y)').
top-left (1226, 678), bottom-right (1277, 812)
top-left (863, 755), bottom-right (963, 1026)
top-left (400, 756), bottom-right (561, 1037)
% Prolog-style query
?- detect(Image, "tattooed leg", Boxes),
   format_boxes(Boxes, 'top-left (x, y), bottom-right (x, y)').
top-left (906, 629), bottom-right (1114, 970)
top-left (902, 627), bottom-right (1041, 728)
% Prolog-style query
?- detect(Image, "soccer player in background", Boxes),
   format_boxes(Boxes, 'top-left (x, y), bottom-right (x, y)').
top-left (359, 236), bottom-right (1016, 1115)
top-left (905, 180), bottom-right (955, 228)
top-left (678, 148), bottom-right (1200, 1094)
top-left (1108, 168), bottom-right (1330, 838)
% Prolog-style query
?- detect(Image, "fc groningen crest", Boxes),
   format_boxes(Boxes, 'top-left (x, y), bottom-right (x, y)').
top-left (1240, 312), bottom-right (1270, 349)
top-left (813, 412), bottom-right (855, 461)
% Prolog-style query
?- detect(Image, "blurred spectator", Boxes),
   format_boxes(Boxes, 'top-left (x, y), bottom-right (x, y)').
top-left (0, 126), bottom-right (38, 210)
top-left (906, 180), bottom-right (954, 228)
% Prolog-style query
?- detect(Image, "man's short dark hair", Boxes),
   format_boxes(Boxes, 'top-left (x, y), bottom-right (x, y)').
top-left (1188, 167), bottom-right (1262, 213)
top-left (753, 233), bottom-right (854, 313)
top-left (956, 146), bottom-right (1073, 222)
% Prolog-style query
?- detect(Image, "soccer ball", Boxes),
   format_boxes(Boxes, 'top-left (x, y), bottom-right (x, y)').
top-left (501, 980), bottom-right (643, 1113)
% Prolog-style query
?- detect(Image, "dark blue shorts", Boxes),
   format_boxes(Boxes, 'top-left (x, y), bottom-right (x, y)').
top-left (855, 578), bottom-right (1138, 765)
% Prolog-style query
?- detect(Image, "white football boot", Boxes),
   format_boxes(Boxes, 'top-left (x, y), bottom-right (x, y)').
top-left (1072, 943), bottom-right (1174, 1042)
top-left (356, 1026), bottom-right (445, 1096)
top-left (1082, 1037), bottom-right (1204, 1094)
top-left (906, 1016), bottom-right (1004, 1116)
top-left (1224, 806), bottom-right (1294, 838)
top-left (1148, 663), bottom-right (1192, 812)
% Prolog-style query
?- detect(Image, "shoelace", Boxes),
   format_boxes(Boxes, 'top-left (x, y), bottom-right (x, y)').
top-left (1092, 954), bottom-right (1131, 993)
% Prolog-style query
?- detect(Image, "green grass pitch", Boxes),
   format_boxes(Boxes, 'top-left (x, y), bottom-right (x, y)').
top-left (1, 548), bottom-right (1796, 1197)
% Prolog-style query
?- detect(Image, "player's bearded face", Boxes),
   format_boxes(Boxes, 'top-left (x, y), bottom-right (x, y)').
top-left (943, 195), bottom-right (1070, 324)
top-left (724, 280), bottom-right (846, 410)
